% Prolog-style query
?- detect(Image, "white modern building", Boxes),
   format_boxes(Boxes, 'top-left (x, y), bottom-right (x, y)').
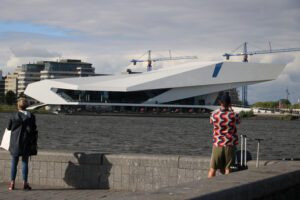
top-left (24, 61), bottom-right (286, 110)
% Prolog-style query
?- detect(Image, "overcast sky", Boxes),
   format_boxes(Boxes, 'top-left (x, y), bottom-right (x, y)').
top-left (0, 0), bottom-right (300, 104)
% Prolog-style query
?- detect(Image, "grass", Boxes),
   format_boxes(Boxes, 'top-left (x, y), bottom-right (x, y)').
top-left (280, 115), bottom-right (299, 120)
top-left (0, 104), bottom-right (17, 112)
top-left (0, 104), bottom-right (53, 114)
top-left (239, 110), bottom-right (255, 118)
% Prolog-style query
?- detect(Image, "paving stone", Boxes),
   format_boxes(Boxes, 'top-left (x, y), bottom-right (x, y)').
top-left (40, 177), bottom-right (47, 185)
top-left (54, 162), bottom-right (62, 178)
top-left (169, 167), bottom-right (178, 177)
top-left (32, 161), bottom-right (40, 170)
top-left (4, 160), bottom-right (11, 168)
top-left (0, 183), bottom-right (131, 200)
top-left (0, 160), bottom-right (4, 178)
top-left (145, 183), bottom-right (153, 191)
top-left (136, 176), bottom-right (145, 191)
top-left (121, 165), bottom-right (130, 175)
top-left (177, 168), bottom-right (186, 183)
top-left (40, 162), bottom-right (48, 178)
top-left (145, 172), bottom-right (153, 185)
top-left (113, 165), bottom-right (122, 181)
top-left (121, 174), bottom-right (129, 190)
top-left (185, 169), bottom-right (194, 178)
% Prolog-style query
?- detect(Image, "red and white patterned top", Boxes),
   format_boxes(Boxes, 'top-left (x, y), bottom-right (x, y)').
top-left (210, 108), bottom-right (240, 147)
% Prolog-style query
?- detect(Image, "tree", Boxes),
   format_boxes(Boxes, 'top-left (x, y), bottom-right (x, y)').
top-left (280, 99), bottom-right (291, 105)
top-left (252, 99), bottom-right (291, 109)
top-left (0, 93), bottom-right (5, 104)
top-left (293, 104), bottom-right (300, 109)
top-left (5, 91), bottom-right (17, 105)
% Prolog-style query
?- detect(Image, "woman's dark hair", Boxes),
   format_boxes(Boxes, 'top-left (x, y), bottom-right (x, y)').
top-left (221, 93), bottom-right (231, 107)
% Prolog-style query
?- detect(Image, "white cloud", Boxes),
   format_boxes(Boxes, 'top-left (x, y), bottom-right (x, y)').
top-left (248, 53), bottom-right (300, 104)
top-left (6, 56), bottom-right (21, 68)
top-left (0, 0), bottom-right (299, 103)
top-left (11, 42), bottom-right (61, 58)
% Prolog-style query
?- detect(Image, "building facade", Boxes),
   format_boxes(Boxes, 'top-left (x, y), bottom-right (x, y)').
top-left (24, 61), bottom-right (286, 109)
top-left (40, 59), bottom-right (95, 80)
top-left (5, 59), bottom-right (95, 97)
top-left (4, 73), bottom-right (18, 94)
top-left (0, 70), bottom-right (5, 98)
top-left (18, 64), bottom-right (44, 95)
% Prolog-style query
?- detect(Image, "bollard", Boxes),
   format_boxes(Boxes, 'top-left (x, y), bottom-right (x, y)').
top-left (244, 136), bottom-right (247, 167)
top-left (240, 135), bottom-right (244, 167)
top-left (255, 138), bottom-right (264, 168)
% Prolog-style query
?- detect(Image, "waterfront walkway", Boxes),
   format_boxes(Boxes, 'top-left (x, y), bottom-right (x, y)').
top-left (0, 183), bottom-right (130, 200)
top-left (1, 160), bottom-right (300, 200)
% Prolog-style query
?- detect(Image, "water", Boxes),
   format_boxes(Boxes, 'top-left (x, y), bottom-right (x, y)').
top-left (0, 113), bottom-right (299, 160)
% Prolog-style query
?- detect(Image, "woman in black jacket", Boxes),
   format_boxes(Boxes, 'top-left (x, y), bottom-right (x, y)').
top-left (8, 98), bottom-right (38, 190)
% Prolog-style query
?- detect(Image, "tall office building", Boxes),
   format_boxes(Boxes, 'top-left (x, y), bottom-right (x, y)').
top-left (17, 64), bottom-right (44, 95)
top-left (0, 70), bottom-right (5, 97)
top-left (4, 72), bottom-right (18, 94)
top-left (40, 59), bottom-right (95, 80)
top-left (8, 59), bottom-right (95, 96)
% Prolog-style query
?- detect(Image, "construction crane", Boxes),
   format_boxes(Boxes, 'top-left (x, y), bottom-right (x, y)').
top-left (131, 50), bottom-right (198, 72)
top-left (223, 42), bottom-right (300, 107)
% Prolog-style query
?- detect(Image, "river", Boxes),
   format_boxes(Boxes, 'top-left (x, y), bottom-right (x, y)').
top-left (0, 112), bottom-right (299, 160)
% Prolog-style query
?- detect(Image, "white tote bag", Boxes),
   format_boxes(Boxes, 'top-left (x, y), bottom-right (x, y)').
top-left (0, 129), bottom-right (11, 151)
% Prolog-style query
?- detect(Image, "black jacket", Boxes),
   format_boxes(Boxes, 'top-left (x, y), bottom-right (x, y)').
top-left (8, 111), bottom-right (38, 156)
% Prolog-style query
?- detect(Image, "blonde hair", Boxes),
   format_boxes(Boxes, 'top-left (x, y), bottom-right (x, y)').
top-left (18, 98), bottom-right (28, 110)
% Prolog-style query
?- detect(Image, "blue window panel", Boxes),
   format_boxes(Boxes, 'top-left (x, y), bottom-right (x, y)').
top-left (212, 63), bottom-right (223, 78)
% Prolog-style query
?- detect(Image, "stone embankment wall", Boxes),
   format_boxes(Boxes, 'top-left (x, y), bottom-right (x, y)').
top-left (118, 161), bottom-right (300, 200)
top-left (1, 151), bottom-right (299, 199)
top-left (0, 151), bottom-right (211, 191)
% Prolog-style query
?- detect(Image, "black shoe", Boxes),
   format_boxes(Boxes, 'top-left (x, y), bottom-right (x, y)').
top-left (22, 183), bottom-right (32, 191)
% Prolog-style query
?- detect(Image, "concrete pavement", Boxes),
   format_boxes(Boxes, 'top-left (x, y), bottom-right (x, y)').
top-left (0, 183), bottom-right (130, 200)
top-left (1, 161), bottom-right (300, 200)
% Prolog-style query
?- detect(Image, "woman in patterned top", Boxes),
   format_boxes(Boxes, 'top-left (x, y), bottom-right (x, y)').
top-left (208, 93), bottom-right (240, 178)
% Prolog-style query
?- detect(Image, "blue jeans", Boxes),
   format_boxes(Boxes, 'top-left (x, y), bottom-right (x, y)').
top-left (11, 156), bottom-right (29, 182)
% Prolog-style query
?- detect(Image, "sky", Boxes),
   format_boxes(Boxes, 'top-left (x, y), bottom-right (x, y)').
top-left (0, 0), bottom-right (300, 104)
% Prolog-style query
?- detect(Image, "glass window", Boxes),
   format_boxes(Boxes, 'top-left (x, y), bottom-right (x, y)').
top-left (56, 88), bottom-right (170, 103)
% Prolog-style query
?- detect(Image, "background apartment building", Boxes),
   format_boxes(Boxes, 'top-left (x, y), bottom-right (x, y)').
top-left (5, 72), bottom-right (18, 94)
top-left (18, 64), bottom-right (44, 94)
top-left (40, 59), bottom-right (94, 80)
top-left (4, 59), bottom-right (95, 97)
top-left (0, 70), bottom-right (5, 97)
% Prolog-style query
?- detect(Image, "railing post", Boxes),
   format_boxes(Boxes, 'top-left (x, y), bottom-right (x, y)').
top-left (244, 136), bottom-right (247, 167)
top-left (255, 138), bottom-right (263, 168)
top-left (240, 135), bottom-right (244, 167)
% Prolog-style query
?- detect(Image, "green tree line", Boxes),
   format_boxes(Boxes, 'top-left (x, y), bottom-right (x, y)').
top-left (0, 90), bottom-right (17, 105)
top-left (252, 99), bottom-right (299, 109)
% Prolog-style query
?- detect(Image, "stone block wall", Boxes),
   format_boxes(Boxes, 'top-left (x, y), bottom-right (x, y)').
top-left (113, 161), bottom-right (300, 200)
top-left (0, 151), bottom-right (211, 191)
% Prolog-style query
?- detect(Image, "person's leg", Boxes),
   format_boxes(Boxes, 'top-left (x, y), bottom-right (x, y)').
top-left (220, 148), bottom-right (226, 174)
top-left (22, 155), bottom-right (31, 190)
top-left (11, 156), bottom-right (19, 182)
top-left (208, 146), bottom-right (223, 178)
top-left (208, 168), bottom-right (217, 178)
top-left (224, 146), bottom-right (236, 175)
top-left (10, 156), bottom-right (19, 190)
top-left (22, 155), bottom-right (29, 183)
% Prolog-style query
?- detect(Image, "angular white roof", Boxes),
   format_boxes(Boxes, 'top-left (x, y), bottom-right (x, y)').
top-left (25, 61), bottom-right (286, 105)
